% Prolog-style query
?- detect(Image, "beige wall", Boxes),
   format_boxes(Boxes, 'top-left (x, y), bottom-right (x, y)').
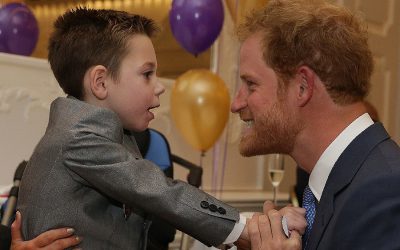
top-left (330, 0), bottom-right (400, 143)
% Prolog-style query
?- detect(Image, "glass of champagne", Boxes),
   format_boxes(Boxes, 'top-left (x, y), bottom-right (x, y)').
top-left (268, 154), bottom-right (285, 205)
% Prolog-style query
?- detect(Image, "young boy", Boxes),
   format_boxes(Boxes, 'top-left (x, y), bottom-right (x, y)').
top-left (17, 7), bottom-right (307, 250)
top-left (17, 7), bottom-right (244, 249)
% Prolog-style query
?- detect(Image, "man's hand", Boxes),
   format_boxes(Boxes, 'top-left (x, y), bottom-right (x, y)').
top-left (263, 200), bottom-right (275, 214)
top-left (248, 210), bottom-right (301, 250)
top-left (264, 201), bottom-right (306, 235)
top-left (11, 211), bottom-right (82, 250)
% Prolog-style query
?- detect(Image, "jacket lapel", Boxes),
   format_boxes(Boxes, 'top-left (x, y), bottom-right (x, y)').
top-left (306, 123), bottom-right (390, 250)
top-left (122, 130), bottom-right (143, 159)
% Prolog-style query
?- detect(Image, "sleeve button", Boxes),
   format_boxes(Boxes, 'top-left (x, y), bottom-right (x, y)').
top-left (209, 204), bottom-right (218, 212)
top-left (200, 201), bottom-right (209, 209)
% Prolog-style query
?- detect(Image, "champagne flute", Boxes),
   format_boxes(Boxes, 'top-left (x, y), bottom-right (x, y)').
top-left (268, 154), bottom-right (285, 205)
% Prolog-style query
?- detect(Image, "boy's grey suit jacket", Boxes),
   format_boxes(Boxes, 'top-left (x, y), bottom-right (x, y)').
top-left (306, 123), bottom-right (400, 250)
top-left (18, 97), bottom-right (239, 249)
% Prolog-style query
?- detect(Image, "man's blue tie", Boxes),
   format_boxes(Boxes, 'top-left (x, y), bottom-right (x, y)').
top-left (302, 185), bottom-right (316, 249)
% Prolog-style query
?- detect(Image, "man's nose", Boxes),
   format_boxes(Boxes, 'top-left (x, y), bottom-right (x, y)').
top-left (231, 87), bottom-right (246, 113)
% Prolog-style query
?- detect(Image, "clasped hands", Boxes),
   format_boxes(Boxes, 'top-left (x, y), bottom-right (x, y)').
top-left (235, 201), bottom-right (306, 250)
top-left (9, 201), bottom-right (305, 250)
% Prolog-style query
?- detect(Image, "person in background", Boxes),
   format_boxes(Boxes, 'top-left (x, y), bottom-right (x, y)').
top-left (231, 0), bottom-right (400, 249)
top-left (16, 7), bottom-right (305, 250)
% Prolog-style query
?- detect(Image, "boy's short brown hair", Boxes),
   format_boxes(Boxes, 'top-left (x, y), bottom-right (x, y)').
top-left (48, 7), bottom-right (159, 99)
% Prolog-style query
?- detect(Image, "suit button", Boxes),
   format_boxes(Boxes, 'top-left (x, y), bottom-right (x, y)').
top-left (200, 201), bottom-right (209, 209)
top-left (209, 204), bottom-right (218, 212)
top-left (218, 207), bottom-right (226, 214)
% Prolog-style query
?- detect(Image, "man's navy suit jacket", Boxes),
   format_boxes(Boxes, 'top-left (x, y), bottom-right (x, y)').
top-left (307, 123), bottom-right (400, 250)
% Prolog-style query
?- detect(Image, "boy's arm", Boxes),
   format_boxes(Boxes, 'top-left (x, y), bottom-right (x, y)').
top-left (63, 126), bottom-right (240, 247)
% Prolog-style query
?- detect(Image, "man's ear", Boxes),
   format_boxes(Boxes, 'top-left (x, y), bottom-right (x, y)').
top-left (88, 65), bottom-right (108, 100)
top-left (296, 66), bottom-right (314, 107)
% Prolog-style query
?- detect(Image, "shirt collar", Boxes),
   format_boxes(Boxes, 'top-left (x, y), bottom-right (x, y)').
top-left (309, 113), bottom-right (374, 201)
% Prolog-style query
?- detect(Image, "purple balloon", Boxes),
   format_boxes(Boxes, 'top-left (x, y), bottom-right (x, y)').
top-left (0, 2), bottom-right (39, 56)
top-left (169, 0), bottom-right (224, 56)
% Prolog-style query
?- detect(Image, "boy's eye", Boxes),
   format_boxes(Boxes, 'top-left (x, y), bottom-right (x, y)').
top-left (143, 71), bottom-right (154, 79)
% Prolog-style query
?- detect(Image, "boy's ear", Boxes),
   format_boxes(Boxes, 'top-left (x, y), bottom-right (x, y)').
top-left (88, 65), bottom-right (108, 100)
top-left (295, 66), bottom-right (314, 107)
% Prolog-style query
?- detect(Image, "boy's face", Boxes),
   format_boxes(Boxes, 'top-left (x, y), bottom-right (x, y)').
top-left (105, 34), bottom-right (165, 131)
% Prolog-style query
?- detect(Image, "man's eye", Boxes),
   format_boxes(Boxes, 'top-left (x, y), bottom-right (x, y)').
top-left (247, 81), bottom-right (256, 91)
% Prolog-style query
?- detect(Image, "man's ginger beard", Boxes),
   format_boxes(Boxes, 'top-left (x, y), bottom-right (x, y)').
top-left (239, 96), bottom-right (301, 157)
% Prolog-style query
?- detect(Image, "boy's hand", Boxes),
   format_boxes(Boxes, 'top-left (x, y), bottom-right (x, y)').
top-left (11, 211), bottom-right (82, 250)
top-left (248, 210), bottom-right (301, 250)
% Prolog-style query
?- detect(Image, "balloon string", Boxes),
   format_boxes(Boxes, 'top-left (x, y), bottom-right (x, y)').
top-left (217, 3), bottom-right (242, 192)
top-left (210, 37), bottom-right (220, 74)
top-left (199, 151), bottom-right (205, 168)
top-left (235, 0), bottom-right (239, 22)
top-left (219, 122), bottom-right (230, 193)
top-left (212, 142), bottom-right (220, 195)
top-left (209, 16), bottom-right (222, 195)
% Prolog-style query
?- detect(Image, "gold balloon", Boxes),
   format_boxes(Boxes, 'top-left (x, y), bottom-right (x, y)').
top-left (171, 69), bottom-right (230, 152)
